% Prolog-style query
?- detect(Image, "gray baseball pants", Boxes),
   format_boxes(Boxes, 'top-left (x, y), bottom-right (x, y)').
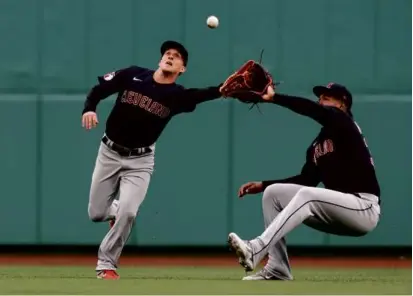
top-left (249, 184), bottom-right (381, 279)
top-left (87, 138), bottom-right (155, 271)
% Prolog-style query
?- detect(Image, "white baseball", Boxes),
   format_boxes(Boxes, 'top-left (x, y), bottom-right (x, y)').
top-left (207, 15), bottom-right (219, 28)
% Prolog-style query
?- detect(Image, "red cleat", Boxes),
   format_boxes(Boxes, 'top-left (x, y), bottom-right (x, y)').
top-left (97, 270), bottom-right (119, 280)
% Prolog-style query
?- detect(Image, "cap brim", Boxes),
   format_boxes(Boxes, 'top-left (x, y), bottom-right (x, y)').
top-left (313, 85), bottom-right (353, 112)
top-left (313, 86), bottom-right (335, 98)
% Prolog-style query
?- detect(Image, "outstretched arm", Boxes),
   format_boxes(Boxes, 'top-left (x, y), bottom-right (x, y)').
top-left (174, 84), bottom-right (223, 113)
top-left (182, 85), bottom-right (223, 104)
top-left (263, 92), bottom-right (333, 126)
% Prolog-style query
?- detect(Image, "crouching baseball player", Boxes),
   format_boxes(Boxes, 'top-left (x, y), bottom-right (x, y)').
top-left (226, 82), bottom-right (381, 280)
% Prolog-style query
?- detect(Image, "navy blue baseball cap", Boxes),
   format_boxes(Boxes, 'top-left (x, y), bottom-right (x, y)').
top-left (160, 40), bottom-right (188, 66)
top-left (313, 82), bottom-right (353, 110)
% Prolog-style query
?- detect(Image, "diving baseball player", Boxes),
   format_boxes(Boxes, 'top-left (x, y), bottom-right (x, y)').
top-left (227, 83), bottom-right (381, 280)
top-left (81, 40), bottom-right (228, 279)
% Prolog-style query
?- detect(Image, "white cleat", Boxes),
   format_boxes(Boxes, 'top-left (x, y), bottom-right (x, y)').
top-left (227, 232), bottom-right (254, 272)
top-left (242, 268), bottom-right (281, 280)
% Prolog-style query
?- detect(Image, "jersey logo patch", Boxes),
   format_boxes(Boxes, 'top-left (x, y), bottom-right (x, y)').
top-left (103, 72), bottom-right (116, 81)
top-left (313, 139), bottom-right (334, 164)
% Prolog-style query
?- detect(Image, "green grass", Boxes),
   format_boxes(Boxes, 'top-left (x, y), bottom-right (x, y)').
top-left (0, 265), bottom-right (410, 295)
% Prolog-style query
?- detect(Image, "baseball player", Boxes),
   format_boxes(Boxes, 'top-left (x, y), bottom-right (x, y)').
top-left (227, 83), bottom-right (381, 280)
top-left (82, 40), bottom-right (227, 279)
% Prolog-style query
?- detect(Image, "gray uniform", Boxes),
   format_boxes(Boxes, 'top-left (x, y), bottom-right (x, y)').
top-left (227, 85), bottom-right (382, 280)
top-left (88, 137), bottom-right (155, 271)
top-left (83, 61), bottom-right (222, 274)
top-left (249, 184), bottom-right (380, 279)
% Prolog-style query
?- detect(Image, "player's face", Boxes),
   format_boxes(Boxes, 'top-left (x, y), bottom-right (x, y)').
top-left (159, 49), bottom-right (186, 75)
top-left (318, 94), bottom-right (345, 109)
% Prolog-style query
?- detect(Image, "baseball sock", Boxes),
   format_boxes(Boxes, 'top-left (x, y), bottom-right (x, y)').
top-left (107, 200), bottom-right (119, 220)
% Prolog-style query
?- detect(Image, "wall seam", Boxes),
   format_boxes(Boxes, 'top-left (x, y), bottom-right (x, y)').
top-left (84, 0), bottom-right (90, 94)
top-left (226, 0), bottom-right (234, 239)
top-left (131, 0), bottom-right (139, 246)
top-left (35, 0), bottom-right (44, 244)
top-left (323, 0), bottom-right (331, 247)
top-left (372, 0), bottom-right (380, 90)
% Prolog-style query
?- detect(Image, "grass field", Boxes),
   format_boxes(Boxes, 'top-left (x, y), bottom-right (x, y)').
top-left (0, 255), bottom-right (410, 295)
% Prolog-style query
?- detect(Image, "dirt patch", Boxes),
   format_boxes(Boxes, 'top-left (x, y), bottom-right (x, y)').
top-left (0, 254), bottom-right (410, 268)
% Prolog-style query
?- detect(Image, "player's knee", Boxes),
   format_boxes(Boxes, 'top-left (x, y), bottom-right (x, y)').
top-left (262, 184), bottom-right (289, 205)
top-left (88, 206), bottom-right (105, 222)
top-left (262, 186), bottom-right (276, 206)
top-left (294, 187), bottom-right (316, 203)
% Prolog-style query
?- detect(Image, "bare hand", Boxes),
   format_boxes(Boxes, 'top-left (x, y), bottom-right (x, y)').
top-left (238, 181), bottom-right (264, 198)
top-left (262, 85), bottom-right (275, 101)
top-left (82, 111), bottom-right (99, 130)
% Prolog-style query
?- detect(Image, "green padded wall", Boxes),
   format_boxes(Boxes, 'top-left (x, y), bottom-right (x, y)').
top-left (0, 0), bottom-right (410, 246)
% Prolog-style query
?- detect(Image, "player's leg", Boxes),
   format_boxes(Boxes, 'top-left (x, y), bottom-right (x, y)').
top-left (107, 199), bottom-right (120, 228)
top-left (88, 142), bottom-right (122, 222)
top-left (244, 184), bottom-right (304, 281)
top-left (107, 199), bottom-right (120, 221)
top-left (299, 192), bottom-right (380, 236)
top-left (96, 153), bottom-right (154, 274)
top-left (228, 186), bottom-right (380, 272)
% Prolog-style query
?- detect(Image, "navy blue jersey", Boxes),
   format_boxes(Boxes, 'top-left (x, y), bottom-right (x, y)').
top-left (83, 66), bottom-right (221, 148)
top-left (261, 94), bottom-right (381, 200)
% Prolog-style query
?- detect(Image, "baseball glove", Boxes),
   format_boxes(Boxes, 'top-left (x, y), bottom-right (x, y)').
top-left (220, 60), bottom-right (275, 104)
